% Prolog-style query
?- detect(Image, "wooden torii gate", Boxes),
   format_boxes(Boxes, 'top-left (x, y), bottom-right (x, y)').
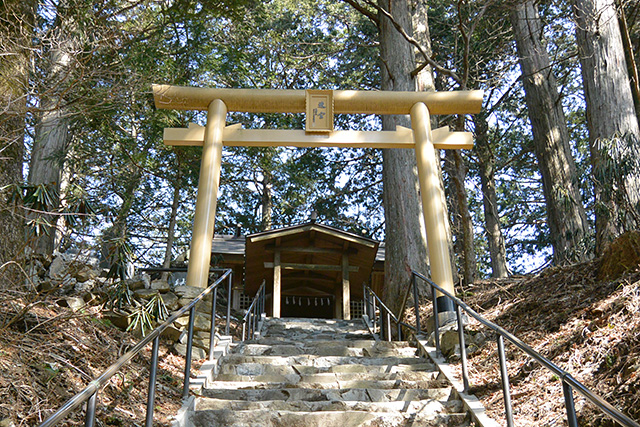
top-left (152, 85), bottom-right (483, 319)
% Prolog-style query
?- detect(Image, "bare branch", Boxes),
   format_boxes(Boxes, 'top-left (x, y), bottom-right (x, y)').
top-left (341, 0), bottom-right (379, 25)
top-left (362, 0), bottom-right (462, 83)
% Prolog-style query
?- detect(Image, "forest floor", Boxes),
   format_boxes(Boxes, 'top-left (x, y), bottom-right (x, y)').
top-left (0, 287), bottom-right (243, 426)
top-left (1, 234), bottom-right (639, 426)
top-left (425, 236), bottom-right (640, 426)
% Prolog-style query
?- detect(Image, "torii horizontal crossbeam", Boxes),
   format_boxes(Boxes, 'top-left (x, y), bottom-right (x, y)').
top-left (152, 84), bottom-right (483, 115)
top-left (164, 123), bottom-right (474, 149)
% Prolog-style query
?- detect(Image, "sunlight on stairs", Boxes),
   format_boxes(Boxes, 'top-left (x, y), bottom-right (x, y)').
top-left (186, 317), bottom-right (472, 427)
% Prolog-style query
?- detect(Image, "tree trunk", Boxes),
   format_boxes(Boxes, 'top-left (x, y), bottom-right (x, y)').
top-left (0, 0), bottom-right (32, 274)
top-left (474, 112), bottom-right (508, 278)
top-left (446, 146), bottom-right (476, 285)
top-left (28, 8), bottom-right (79, 255)
top-left (162, 181), bottom-right (181, 270)
top-left (261, 168), bottom-right (273, 231)
top-left (616, 0), bottom-right (640, 118)
top-left (378, 0), bottom-right (429, 314)
top-left (511, 0), bottom-right (590, 263)
top-left (573, 0), bottom-right (640, 253)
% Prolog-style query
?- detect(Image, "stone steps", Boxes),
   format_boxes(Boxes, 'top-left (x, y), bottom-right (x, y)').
top-left (219, 361), bottom-right (436, 375)
top-left (219, 354), bottom-right (429, 366)
top-left (186, 317), bottom-right (471, 427)
top-left (200, 386), bottom-right (455, 402)
top-left (196, 397), bottom-right (463, 412)
top-left (190, 409), bottom-right (468, 427)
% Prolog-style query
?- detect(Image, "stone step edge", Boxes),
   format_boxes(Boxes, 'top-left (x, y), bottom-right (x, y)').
top-left (172, 314), bottom-right (269, 427)
top-left (416, 339), bottom-right (500, 427)
top-left (199, 386), bottom-right (456, 401)
top-left (219, 355), bottom-right (429, 364)
top-left (194, 397), bottom-right (459, 411)
top-left (172, 334), bottom-right (233, 427)
top-left (190, 408), bottom-right (470, 420)
top-left (202, 378), bottom-right (448, 390)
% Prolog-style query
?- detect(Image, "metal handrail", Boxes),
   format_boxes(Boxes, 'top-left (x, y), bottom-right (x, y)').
top-left (405, 271), bottom-right (639, 427)
top-left (362, 284), bottom-right (411, 341)
top-left (40, 268), bottom-right (233, 427)
top-left (241, 280), bottom-right (266, 341)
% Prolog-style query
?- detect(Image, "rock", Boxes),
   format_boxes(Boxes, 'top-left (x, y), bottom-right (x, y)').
top-left (174, 285), bottom-right (207, 300)
top-left (134, 288), bottom-right (159, 300)
top-left (178, 329), bottom-right (215, 344)
top-left (151, 279), bottom-right (170, 292)
top-left (59, 276), bottom-right (77, 294)
top-left (162, 292), bottom-right (179, 310)
top-left (74, 280), bottom-right (96, 293)
top-left (82, 292), bottom-right (98, 303)
top-left (174, 312), bottom-right (212, 331)
top-left (173, 343), bottom-right (206, 360)
top-left (163, 325), bottom-right (182, 341)
top-left (48, 256), bottom-right (70, 280)
top-left (0, 418), bottom-right (16, 427)
top-left (57, 296), bottom-right (86, 311)
top-left (104, 310), bottom-right (131, 330)
top-left (37, 280), bottom-right (56, 292)
top-left (598, 231), bottom-right (640, 281)
top-left (126, 277), bottom-right (147, 291)
top-left (178, 297), bottom-right (213, 314)
top-left (41, 253), bottom-right (53, 268)
top-left (72, 266), bottom-right (98, 283)
top-left (439, 329), bottom-right (460, 357)
top-left (141, 273), bottom-right (151, 289)
top-left (194, 338), bottom-right (212, 351)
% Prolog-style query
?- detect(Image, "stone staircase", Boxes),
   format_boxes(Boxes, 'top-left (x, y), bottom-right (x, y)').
top-left (184, 317), bottom-right (474, 427)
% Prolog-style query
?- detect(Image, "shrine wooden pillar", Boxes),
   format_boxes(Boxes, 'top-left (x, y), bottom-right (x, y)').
top-left (185, 99), bottom-right (227, 289)
top-left (273, 247), bottom-right (282, 318)
top-left (341, 252), bottom-right (351, 320)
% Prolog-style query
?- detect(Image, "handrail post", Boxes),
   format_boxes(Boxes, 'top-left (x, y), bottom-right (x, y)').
top-left (145, 336), bottom-right (160, 427)
top-left (242, 320), bottom-right (246, 342)
top-left (563, 381), bottom-right (579, 427)
top-left (372, 297), bottom-right (377, 332)
top-left (226, 272), bottom-right (232, 335)
top-left (432, 288), bottom-right (441, 356)
top-left (412, 274), bottom-right (421, 333)
top-left (456, 304), bottom-right (470, 393)
top-left (84, 392), bottom-right (97, 427)
top-left (397, 322), bottom-right (402, 341)
top-left (182, 306), bottom-right (196, 399)
top-left (252, 306), bottom-right (258, 339)
top-left (209, 286), bottom-right (218, 361)
top-left (362, 285), bottom-right (367, 318)
top-left (497, 335), bottom-right (514, 427)
top-left (386, 311), bottom-right (392, 342)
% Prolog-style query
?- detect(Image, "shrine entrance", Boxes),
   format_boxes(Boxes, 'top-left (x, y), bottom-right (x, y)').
top-left (153, 85), bottom-right (483, 319)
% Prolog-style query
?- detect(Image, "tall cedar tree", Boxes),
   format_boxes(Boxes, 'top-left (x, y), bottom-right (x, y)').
top-left (377, 0), bottom-right (430, 313)
top-left (510, 0), bottom-right (590, 264)
top-left (573, 0), bottom-right (640, 253)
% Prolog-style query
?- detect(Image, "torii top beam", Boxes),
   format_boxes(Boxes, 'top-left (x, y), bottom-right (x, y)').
top-left (152, 84), bottom-right (483, 116)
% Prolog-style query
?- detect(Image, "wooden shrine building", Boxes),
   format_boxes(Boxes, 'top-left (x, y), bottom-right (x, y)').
top-left (244, 222), bottom-right (378, 320)
top-left (208, 221), bottom-right (384, 320)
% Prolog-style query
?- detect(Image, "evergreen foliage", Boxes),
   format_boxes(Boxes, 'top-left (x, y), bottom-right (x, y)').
top-left (1, 0), bottom-right (639, 282)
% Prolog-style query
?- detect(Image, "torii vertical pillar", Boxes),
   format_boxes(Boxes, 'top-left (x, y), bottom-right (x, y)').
top-left (411, 102), bottom-right (456, 312)
top-left (185, 99), bottom-right (227, 288)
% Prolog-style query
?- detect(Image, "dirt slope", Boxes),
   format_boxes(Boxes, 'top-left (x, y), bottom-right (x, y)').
top-left (446, 256), bottom-right (639, 426)
top-left (0, 296), bottom-right (189, 426)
